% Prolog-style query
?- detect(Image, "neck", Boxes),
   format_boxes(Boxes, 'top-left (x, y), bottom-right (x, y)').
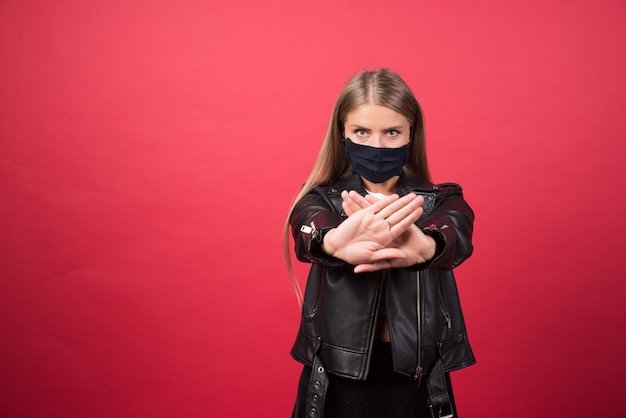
top-left (361, 175), bottom-right (401, 194)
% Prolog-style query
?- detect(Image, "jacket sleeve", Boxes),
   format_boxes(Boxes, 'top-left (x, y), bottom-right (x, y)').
top-left (413, 183), bottom-right (474, 271)
top-left (289, 188), bottom-right (347, 266)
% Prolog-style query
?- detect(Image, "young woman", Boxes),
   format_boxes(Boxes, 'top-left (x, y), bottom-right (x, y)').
top-left (284, 69), bottom-right (475, 418)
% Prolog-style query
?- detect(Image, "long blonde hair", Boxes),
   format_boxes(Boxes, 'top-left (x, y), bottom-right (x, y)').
top-left (283, 68), bottom-right (431, 306)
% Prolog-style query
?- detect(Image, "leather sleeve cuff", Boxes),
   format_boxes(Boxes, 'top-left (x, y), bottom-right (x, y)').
top-left (407, 227), bottom-right (447, 271)
top-left (308, 226), bottom-right (347, 267)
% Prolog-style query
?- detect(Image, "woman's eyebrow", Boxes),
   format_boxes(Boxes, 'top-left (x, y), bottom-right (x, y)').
top-left (346, 124), bottom-right (369, 130)
top-left (346, 123), bottom-right (406, 130)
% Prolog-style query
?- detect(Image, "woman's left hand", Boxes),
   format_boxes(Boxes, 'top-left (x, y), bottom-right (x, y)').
top-left (342, 191), bottom-right (436, 273)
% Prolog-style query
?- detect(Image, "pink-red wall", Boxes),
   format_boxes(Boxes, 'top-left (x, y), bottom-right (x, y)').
top-left (1, 1), bottom-right (625, 417)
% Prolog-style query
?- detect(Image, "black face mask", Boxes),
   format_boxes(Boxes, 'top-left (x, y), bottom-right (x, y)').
top-left (344, 138), bottom-right (410, 183)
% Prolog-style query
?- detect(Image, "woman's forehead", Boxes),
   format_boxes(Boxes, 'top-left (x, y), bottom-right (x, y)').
top-left (345, 104), bottom-right (409, 126)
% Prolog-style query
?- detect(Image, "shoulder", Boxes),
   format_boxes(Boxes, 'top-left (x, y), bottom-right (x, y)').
top-left (311, 174), bottom-right (364, 196)
top-left (401, 173), bottom-right (463, 192)
top-left (400, 175), bottom-right (467, 215)
top-left (304, 175), bottom-right (363, 215)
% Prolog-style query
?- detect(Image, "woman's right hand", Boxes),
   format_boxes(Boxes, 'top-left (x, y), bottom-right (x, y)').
top-left (322, 191), bottom-right (424, 267)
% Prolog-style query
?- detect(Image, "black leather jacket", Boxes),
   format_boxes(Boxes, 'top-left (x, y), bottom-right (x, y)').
top-left (290, 173), bottom-right (475, 415)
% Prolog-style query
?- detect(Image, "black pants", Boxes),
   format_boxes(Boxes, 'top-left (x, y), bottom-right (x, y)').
top-left (292, 342), bottom-right (455, 418)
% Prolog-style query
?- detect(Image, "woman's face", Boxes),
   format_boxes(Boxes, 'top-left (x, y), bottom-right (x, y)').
top-left (344, 103), bottom-right (411, 149)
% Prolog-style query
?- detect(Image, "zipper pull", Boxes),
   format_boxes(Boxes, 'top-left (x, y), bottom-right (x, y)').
top-left (307, 308), bottom-right (317, 323)
top-left (300, 222), bottom-right (318, 239)
top-left (444, 313), bottom-right (452, 330)
top-left (414, 366), bottom-right (424, 385)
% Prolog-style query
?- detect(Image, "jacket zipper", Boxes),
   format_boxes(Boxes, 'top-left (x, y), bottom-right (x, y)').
top-left (438, 279), bottom-right (452, 330)
top-left (364, 271), bottom-right (386, 378)
top-left (414, 271), bottom-right (424, 384)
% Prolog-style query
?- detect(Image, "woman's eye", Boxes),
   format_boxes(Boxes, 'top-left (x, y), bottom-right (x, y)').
top-left (355, 129), bottom-right (367, 136)
top-left (387, 130), bottom-right (399, 137)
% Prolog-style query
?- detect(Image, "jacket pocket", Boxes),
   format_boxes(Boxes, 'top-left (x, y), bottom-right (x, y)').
top-left (437, 276), bottom-right (452, 332)
top-left (302, 264), bottom-right (324, 323)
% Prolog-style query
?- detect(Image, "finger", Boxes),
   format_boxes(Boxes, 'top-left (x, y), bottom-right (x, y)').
top-left (354, 260), bottom-right (395, 273)
top-left (341, 190), bottom-right (370, 215)
top-left (389, 207), bottom-right (424, 236)
top-left (342, 200), bottom-right (355, 216)
top-left (354, 263), bottom-right (387, 273)
top-left (341, 191), bottom-right (357, 216)
top-left (367, 247), bottom-right (407, 262)
top-left (364, 194), bottom-right (379, 204)
top-left (363, 193), bottom-right (400, 215)
top-left (376, 193), bottom-right (422, 221)
top-left (347, 190), bottom-right (374, 208)
top-left (386, 199), bottom-right (424, 229)
top-left (388, 195), bottom-right (424, 225)
top-left (341, 191), bottom-right (370, 216)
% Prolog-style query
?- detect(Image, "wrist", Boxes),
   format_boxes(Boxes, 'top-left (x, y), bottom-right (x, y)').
top-left (423, 235), bottom-right (437, 261)
top-left (321, 228), bottom-right (337, 257)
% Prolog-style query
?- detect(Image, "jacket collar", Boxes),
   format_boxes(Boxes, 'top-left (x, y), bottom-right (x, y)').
top-left (328, 173), bottom-right (435, 196)
top-left (326, 174), bottom-right (365, 195)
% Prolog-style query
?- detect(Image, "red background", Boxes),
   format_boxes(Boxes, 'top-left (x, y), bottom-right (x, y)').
top-left (1, 1), bottom-right (625, 417)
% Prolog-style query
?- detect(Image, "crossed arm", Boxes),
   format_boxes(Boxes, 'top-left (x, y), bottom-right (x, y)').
top-left (321, 191), bottom-right (437, 273)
